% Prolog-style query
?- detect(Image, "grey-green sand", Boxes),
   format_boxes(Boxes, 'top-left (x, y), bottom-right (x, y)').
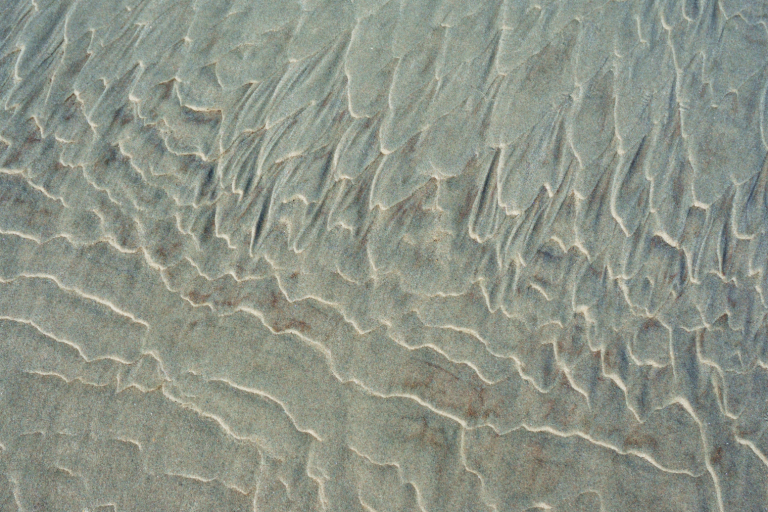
top-left (0, 0), bottom-right (767, 510)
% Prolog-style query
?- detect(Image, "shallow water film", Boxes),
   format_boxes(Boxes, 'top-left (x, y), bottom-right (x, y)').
top-left (1, 0), bottom-right (768, 510)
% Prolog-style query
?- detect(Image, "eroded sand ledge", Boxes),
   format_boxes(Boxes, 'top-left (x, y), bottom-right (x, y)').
top-left (0, 0), bottom-right (767, 510)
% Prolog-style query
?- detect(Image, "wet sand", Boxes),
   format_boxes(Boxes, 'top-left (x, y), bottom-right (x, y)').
top-left (0, 0), bottom-right (767, 510)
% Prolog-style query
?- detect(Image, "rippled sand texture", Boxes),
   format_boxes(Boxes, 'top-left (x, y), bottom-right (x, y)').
top-left (1, 0), bottom-right (768, 510)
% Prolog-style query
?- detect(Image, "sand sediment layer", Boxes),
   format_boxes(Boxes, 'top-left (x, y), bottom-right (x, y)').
top-left (0, 0), bottom-right (767, 510)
